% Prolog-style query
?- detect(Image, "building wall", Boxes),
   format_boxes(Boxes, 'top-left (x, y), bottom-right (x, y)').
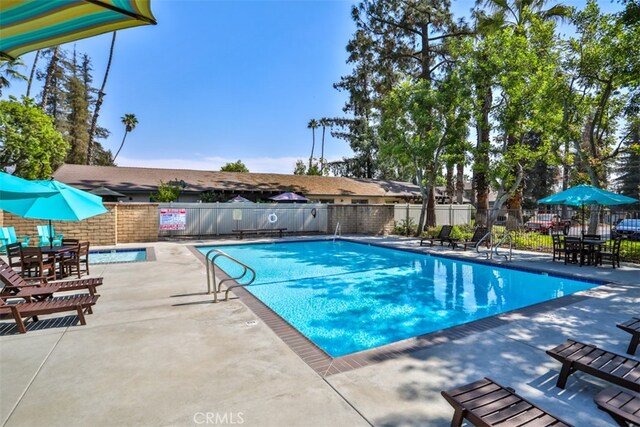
top-left (1, 203), bottom-right (158, 246)
top-left (327, 204), bottom-right (395, 236)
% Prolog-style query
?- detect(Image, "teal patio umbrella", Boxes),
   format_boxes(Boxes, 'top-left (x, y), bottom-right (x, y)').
top-left (0, 179), bottom-right (108, 247)
top-left (0, 171), bottom-right (57, 199)
top-left (539, 184), bottom-right (638, 233)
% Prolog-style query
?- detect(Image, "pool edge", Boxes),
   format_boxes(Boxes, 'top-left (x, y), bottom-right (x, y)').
top-left (187, 241), bottom-right (618, 378)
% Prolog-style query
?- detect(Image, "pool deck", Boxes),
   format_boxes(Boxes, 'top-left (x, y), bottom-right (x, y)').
top-left (1, 235), bottom-right (639, 426)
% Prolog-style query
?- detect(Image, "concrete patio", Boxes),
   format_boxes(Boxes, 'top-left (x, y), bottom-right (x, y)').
top-left (1, 236), bottom-right (638, 426)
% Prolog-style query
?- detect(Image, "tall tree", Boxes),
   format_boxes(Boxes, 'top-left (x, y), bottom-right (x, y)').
top-left (87, 31), bottom-right (116, 164)
top-left (472, 0), bottom-right (571, 226)
top-left (307, 119), bottom-right (319, 170)
top-left (113, 113), bottom-right (138, 162)
top-left (64, 49), bottom-right (90, 164)
top-left (0, 97), bottom-right (69, 179)
top-left (319, 117), bottom-right (330, 174)
top-left (560, 1), bottom-right (640, 231)
top-left (614, 118), bottom-right (640, 200)
top-left (26, 50), bottom-right (40, 98)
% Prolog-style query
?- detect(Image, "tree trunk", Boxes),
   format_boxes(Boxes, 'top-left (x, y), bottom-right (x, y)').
top-left (40, 47), bottom-right (59, 109)
top-left (113, 131), bottom-right (128, 163)
top-left (309, 129), bottom-right (316, 170)
top-left (88, 31), bottom-right (116, 165)
top-left (474, 83), bottom-right (492, 226)
top-left (427, 187), bottom-right (436, 227)
top-left (456, 162), bottom-right (464, 204)
top-left (26, 50), bottom-right (40, 98)
top-left (320, 125), bottom-right (326, 174)
top-left (445, 163), bottom-right (454, 203)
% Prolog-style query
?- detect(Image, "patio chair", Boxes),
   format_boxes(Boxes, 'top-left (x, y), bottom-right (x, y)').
top-left (0, 259), bottom-right (103, 297)
top-left (617, 317), bottom-right (640, 355)
top-left (20, 247), bottom-right (56, 281)
top-left (596, 237), bottom-right (622, 269)
top-left (441, 377), bottom-right (571, 427)
top-left (460, 227), bottom-right (489, 251)
top-left (5, 242), bottom-right (23, 272)
top-left (37, 225), bottom-right (63, 247)
top-left (551, 234), bottom-right (566, 262)
top-left (546, 339), bottom-right (640, 392)
top-left (420, 225), bottom-right (453, 247)
top-left (563, 237), bottom-right (585, 265)
top-left (594, 387), bottom-right (640, 427)
top-left (0, 226), bottom-right (30, 253)
top-left (0, 293), bottom-right (99, 334)
top-left (61, 241), bottom-right (90, 278)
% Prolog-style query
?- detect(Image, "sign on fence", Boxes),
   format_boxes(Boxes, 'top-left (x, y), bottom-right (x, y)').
top-left (159, 208), bottom-right (187, 230)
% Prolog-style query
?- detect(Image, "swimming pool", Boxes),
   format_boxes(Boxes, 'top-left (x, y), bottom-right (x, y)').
top-left (89, 248), bottom-right (147, 264)
top-left (198, 240), bottom-right (600, 357)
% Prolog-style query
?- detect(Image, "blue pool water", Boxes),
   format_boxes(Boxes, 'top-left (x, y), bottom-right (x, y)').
top-left (89, 249), bottom-right (146, 264)
top-left (198, 240), bottom-right (599, 357)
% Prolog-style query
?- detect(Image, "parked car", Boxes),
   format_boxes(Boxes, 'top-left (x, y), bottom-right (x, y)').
top-left (612, 219), bottom-right (640, 240)
top-left (524, 214), bottom-right (571, 233)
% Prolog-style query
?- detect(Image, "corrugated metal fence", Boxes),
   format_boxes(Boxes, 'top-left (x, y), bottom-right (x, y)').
top-left (158, 203), bottom-right (328, 237)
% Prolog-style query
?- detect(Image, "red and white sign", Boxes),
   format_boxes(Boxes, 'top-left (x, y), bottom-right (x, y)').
top-left (159, 208), bottom-right (187, 230)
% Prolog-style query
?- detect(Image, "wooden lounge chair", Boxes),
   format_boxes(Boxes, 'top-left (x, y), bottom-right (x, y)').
top-left (460, 227), bottom-right (490, 250)
top-left (546, 339), bottom-right (640, 392)
top-left (420, 225), bottom-right (453, 247)
top-left (0, 294), bottom-right (99, 333)
top-left (617, 318), bottom-right (640, 356)
top-left (594, 387), bottom-right (640, 427)
top-left (441, 377), bottom-right (571, 426)
top-left (0, 259), bottom-right (103, 297)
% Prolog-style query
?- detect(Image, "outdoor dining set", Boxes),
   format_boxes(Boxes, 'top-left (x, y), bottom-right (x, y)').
top-left (551, 233), bottom-right (622, 268)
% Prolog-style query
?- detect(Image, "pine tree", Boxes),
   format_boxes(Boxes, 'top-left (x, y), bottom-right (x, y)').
top-left (64, 49), bottom-right (90, 164)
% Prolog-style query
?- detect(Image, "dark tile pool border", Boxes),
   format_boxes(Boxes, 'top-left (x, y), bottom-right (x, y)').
top-left (187, 240), bottom-right (615, 377)
top-left (89, 247), bottom-right (156, 264)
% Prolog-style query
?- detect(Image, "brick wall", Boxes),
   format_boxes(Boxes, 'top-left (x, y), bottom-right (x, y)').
top-left (1, 203), bottom-right (159, 245)
top-left (115, 203), bottom-right (159, 243)
top-left (328, 204), bottom-right (395, 236)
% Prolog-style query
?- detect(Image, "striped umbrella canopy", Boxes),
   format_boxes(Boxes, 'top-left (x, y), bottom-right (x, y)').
top-left (0, 0), bottom-right (157, 60)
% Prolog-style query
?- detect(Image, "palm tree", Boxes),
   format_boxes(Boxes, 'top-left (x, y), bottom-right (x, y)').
top-left (0, 58), bottom-right (26, 96)
top-left (26, 50), bottom-right (40, 98)
top-left (307, 119), bottom-right (319, 170)
top-left (88, 31), bottom-right (117, 165)
top-left (112, 113), bottom-right (138, 163)
top-left (319, 118), bottom-right (330, 174)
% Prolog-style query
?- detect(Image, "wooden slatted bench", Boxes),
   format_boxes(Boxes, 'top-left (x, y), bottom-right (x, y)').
top-left (0, 294), bottom-right (99, 333)
top-left (594, 387), bottom-right (640, 426)
top-left (617, 317), bottom-right (640, 356)
top-left (546, 339), bottom-right (640, 392)
top-left (441, 377), bottom-right (571, 427)
top-left (232, 228), bottom-right (287, 239)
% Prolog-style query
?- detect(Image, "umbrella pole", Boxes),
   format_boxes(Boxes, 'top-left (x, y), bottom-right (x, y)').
top-left (49, 220), bottom-right (54, 248)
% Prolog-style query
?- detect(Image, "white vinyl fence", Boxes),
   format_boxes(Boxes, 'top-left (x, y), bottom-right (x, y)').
top-left (394, 204), bottom-right (474, 227)
top-left (158, 203), bottom-right (328, 237)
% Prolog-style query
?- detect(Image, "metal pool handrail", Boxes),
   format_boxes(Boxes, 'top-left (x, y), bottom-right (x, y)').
top-left (475, 231), bottom-right (493, 259)
top-left (493, 232), bottom-right (513, 262)
top-left (205, 249), bottom-right (256, 303)
top-left (333, 222), bottom-right (341, 242)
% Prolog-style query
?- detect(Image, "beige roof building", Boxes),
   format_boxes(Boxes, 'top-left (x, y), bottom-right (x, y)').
top-left (53, 164), bottom-right (422, 204)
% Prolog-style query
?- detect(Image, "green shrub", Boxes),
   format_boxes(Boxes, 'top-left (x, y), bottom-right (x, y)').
top-left (393, 218), bottom-right (417, 236)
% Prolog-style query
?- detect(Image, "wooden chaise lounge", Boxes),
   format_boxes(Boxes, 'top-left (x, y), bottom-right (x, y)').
top-left (0, 294), bottom-right (99, 333)
top-left (0, 259), bottom-right (103, 296)
top-left (460, 226), bottom-right (490, 250)
top-left (546, 339), bottom-right (640, 392)
top-left (617, 317), bottom-right (640, 356)
top-left (594, 387), bottom-right (640, 427)
top-left (420, 225), bottom-right (453, 247)
top-left (441, 377), bottom-right (571, 426)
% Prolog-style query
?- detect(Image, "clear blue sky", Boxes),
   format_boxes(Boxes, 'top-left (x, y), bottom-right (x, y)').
top-left (3, 0), bottom-right (623, 174)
